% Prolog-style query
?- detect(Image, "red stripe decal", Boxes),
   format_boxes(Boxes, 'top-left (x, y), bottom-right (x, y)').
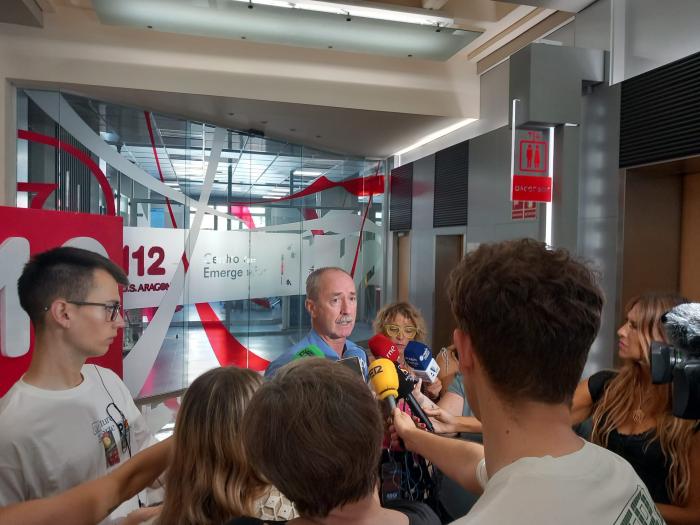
top-left (16, 182), bottom-right (58, 209)
top-left (195, 302), bottom-right (270, 371)
top-left (230, 173), bottom-right (384, 206)
top-left (350, 193), bottom-right (373, 278)
top-left (17, 129), bottom-right (116, 215)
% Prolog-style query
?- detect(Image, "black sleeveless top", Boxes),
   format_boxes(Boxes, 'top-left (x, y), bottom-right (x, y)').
top-left (588, 370), bottom-right (672, 504)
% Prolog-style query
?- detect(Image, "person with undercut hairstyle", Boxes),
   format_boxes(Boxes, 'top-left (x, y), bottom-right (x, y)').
top-left (392, 238), bottom-right (663, 524)
top-left (0, 247), bottom-right (159, 524)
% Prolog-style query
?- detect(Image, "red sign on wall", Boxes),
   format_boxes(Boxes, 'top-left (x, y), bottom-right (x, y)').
top-left (511, 129), bottom-right (552, 204)
top-left (511, 201), bottom-right (538, 220)
top-left (0, 207), bottom-right (123, 396)
top-left (512, 175), bottom-right (552, 202)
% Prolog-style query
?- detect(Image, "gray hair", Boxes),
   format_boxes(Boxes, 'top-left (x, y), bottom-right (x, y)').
top-left (306, 267), bottom-right (352, 300)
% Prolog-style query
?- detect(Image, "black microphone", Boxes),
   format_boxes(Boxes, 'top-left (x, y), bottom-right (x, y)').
top-left (395, 363), bottom-right (434, 433)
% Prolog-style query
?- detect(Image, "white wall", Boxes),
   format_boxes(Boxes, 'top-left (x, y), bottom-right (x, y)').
top-left (398, 60), bottom-right (510, 166)
top-left (611, 0), bottom-right (700, 84)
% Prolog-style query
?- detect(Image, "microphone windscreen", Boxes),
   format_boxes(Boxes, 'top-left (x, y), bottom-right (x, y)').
top-left (395, 364), bottom-right (418, 398)
top-left (292, 344), bottom-right (325, 360)
top-left (404, 341), bottom-right (440, 383)
top-left (368, 334), bottom-right (401, 362)
top-left (368, 358), bottom-right (399, 401)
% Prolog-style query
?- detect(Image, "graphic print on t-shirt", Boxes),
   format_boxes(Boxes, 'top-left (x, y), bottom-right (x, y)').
top-left (100, 429), bottom-right (121, 468)
top-left (613, 485), bottom-right (663, 525)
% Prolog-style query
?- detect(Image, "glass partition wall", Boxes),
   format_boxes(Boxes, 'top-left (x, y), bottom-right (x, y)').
top-left (15, 88), bottom-right (386, 403)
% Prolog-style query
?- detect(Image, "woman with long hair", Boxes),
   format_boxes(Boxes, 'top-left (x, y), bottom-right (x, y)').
top-left (128, 366), bottom-right (296, 525)
top-left (572, 292), bottom-right (700, 524)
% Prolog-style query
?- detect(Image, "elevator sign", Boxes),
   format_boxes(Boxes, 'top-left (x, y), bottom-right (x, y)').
top-left (511, 129), bottom-right (552, 202)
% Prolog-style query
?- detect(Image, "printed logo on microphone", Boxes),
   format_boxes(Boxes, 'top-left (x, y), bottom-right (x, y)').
top-left (368, 363), bottom-right (383, 380)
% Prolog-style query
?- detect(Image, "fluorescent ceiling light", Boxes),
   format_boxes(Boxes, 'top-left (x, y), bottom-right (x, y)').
top-left (393, 118), bottom-right (478, 157)
top-left (230, 0), bottom-right (453, 26)
top-left (293, 170), bottom-right (323, 177)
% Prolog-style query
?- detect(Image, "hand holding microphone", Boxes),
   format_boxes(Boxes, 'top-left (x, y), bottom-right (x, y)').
top-left (368, 334), bottom-right (434, 432)
top-left (395, 365), bottom-right (435, 432)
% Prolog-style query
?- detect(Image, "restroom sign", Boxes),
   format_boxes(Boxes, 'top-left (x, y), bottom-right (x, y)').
top-left (511, 129), bottom-right (552, 202)
top-left (519, 139), bottom-right (547, 173)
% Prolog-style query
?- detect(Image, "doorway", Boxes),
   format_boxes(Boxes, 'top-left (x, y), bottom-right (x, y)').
top-left (621, 157), bottom-right (700, 311)
top-left (395, 232), bottom-right (411, 303)
top-left (433, 234), bottom-right (463, 351)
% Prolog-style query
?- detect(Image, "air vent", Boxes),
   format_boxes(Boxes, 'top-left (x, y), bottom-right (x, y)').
top-left (390, 163), bottom-right (413, 231)
top-left (433, 140), bottom-right (468, 227)
top-left (620, 51), bottom-right (700, 168)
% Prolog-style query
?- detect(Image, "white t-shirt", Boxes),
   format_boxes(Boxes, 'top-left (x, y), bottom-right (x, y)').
top-left (451, 441), bottom-right (664, 525)
top-left (0, 365), bottom-right (157, 521)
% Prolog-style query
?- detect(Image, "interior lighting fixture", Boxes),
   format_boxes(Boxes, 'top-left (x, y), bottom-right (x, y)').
top-left (292, 169), bottom-right (323, 177)
top-left (393, 118), bottom-right (477, 157)
top-left (230, 0), bottom-right (453, 26)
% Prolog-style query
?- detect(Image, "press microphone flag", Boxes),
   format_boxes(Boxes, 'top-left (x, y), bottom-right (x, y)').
top-left (368, 358), bottom-right (399, 411)
top-left (292, 344), bottom-right (325, 360)
top-left (404, 341), bottom-right (440, 383)
top-left (368, 333), bottom-right (401, 362)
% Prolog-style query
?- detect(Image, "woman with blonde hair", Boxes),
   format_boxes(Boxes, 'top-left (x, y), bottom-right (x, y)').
top-left (572, 292), bottom-right (700, 524)
top-left (372, 302), bottom-right (441, 399)
top-left (130, 366), bottom-right (295, 525)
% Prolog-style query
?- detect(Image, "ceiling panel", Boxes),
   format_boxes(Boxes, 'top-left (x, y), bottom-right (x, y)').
top-left (92, 0), bottom-right (481, 61)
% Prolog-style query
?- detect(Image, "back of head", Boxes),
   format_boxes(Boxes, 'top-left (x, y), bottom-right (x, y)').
top-left (243, 359), bottom-right (383, 518)
top-left (159, 367), bottom-right (264, 525)
top-left (17, 246), bottom-right (127, 327)
top-left (447, 238), bottom-right (603, 405)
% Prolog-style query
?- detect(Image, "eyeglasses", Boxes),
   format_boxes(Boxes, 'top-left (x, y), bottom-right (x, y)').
top-left (66, 301), bottom-right (123, 321)
top-left (384, 324), bottom-right (418, 340)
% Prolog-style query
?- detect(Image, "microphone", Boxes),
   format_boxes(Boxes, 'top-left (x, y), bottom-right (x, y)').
top-left (292, 344), bottom-right (325, 360)
top-left (395, 362), bottom-right (435, 433)
top-left (368, 333), bottom-right (401, 363)
top-left (368, 358), bottom-right (399, 412)
top-left (342, 345), bottom-right (369, 379)
top-left (404, 341), bottom-right (440, 383)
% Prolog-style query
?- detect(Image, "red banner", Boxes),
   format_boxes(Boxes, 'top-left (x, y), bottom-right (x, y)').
top-left (0, 207), bottom-right (123, 396)
top-left (512, 175), bottom-right (552, 202)
top-left (230, 174), bottom-right (384, 206)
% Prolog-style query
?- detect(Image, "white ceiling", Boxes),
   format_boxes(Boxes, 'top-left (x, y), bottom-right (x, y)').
top-left (92, 0), bottom-right (482, 61)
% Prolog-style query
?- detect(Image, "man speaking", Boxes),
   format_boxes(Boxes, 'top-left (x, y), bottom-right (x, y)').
top-left (265, 267), bottom-right (367, 377)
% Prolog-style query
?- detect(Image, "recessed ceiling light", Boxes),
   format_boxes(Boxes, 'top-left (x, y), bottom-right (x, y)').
top-left (229, 0), bottom-right (453, 26)
top-left (393, 118), bottom-right (478, 157)
top-left (293, 170), bottom-right (322, 177)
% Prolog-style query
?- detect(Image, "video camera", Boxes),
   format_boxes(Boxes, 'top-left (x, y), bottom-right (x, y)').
top-left (650, 303), bottom-right (700, 419)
